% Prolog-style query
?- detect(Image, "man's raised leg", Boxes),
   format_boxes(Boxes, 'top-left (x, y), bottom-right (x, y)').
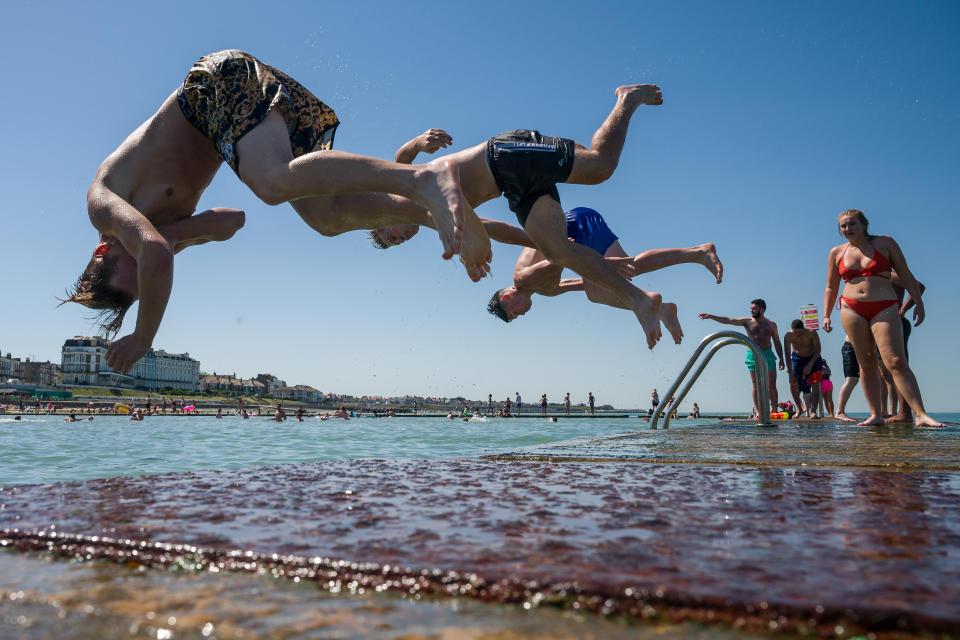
top-left (235, 110), bottom-right (490, 281)
top-left (565, 84), bottom-right (663, 185)
top-left (627, 243), bottom-right (724, 284)
top-left (524, 197), bottom-right (662, 348)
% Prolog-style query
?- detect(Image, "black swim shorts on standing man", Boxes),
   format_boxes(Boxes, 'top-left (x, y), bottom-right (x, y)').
top-left (486, 130), bottom-right (575, 227)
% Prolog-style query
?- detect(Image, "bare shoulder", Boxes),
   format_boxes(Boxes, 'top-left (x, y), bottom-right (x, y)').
top-left (873, 235), bottom-right (900, 252)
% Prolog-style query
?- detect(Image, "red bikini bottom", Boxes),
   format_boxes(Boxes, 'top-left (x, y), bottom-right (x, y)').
top-left (840, 297), bottom-right (897, 321)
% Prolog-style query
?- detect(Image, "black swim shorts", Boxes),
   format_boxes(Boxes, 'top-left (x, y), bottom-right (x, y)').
top-left (486, 130), bottom-right (575, 227)
top-left (841, 341), bottom-right (859, 379)
top-left (177, 50), bottom-right (339, 174)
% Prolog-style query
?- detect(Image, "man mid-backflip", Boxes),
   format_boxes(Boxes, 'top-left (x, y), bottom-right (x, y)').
top-left (485, 206), bottom-right (723, 343)
top-left (65, 49), bottom-right (489, 373)
top-left (360, 84), bottom-right (678, 348)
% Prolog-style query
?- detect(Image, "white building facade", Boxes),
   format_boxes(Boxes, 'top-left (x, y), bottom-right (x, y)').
top-left (132, 350), bottom-right (200, 392)
top-left (60, 337), bottom-right (199, 391)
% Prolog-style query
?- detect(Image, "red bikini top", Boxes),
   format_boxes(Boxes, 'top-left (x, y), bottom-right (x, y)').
top-left (838, 241), bottom-right (892, 282)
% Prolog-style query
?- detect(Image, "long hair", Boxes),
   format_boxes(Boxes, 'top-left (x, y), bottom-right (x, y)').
top-left (59, 254), bottom-right (134, 337)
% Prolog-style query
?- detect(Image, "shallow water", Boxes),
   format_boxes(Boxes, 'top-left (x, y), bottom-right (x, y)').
top-left (2, 414), bottom-right (958, 637)
top-left (3, 413), bottom-right (957, 486)
top-left (0, 413), bottom-right (639, 486)
top-left (0, 551), bottom-right (761, 640)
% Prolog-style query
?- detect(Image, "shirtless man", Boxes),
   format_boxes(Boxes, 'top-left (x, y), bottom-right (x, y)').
top-left (65, 49), bottom-right (487, 373)
top-left (485, 206), bottom-right (723, 343)
top-left (355, 85), bottom-right (670, 348)
top-left (784, 319), bottom-right (823, 418)
top-left (698, 299), bottom-right (784, 415)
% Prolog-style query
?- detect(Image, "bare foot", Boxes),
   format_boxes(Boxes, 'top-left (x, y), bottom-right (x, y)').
top-left (884, 412), bottom-right (913, 424)
top-left (695, 243), bottom-right (724, 284)
top-left (414, 160), bottom-right (467, 259)
top-left (834, 412), bottom-right (857, 423)
top-left (914, 413), bottom-right (945, 428)
top-left (857, 415), bottom-right (885, 426)
top-left (633, 290), bottom-right (662, 349)
top-left (660, 302), bottom-right (684, 344)
top-left (458, 207), bottom-right (492, 282)
top-left (616, 84), bottom-right (663, 108)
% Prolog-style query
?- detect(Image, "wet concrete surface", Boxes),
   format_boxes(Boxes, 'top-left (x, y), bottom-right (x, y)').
top-left (3, 453), bottom-right (960, 637)
top-left (502, 420), bottom-right (960, 469)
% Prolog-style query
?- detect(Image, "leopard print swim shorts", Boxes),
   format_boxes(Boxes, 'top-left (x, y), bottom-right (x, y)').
top-left (177, 49), bottom-right (339, 173)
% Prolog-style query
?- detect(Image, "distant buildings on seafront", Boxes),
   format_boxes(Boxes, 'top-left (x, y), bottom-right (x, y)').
top-left (0, 351), bottom-right (60, 386)
top-left (2, 338), bottom-right (323, 401)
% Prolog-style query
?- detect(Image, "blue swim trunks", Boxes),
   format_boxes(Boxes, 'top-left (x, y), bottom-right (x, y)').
top-left (565, 207), bottom-right (619, 255)
top-left (745, 347), bottom-right (777, 372)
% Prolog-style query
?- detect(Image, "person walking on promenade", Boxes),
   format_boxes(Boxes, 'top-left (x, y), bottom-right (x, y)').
top-left (540, 394), bottom-right (548, 416)
top-left (651, 388), bottom-right (660, 414)
top-left (822, 209), bottom-right (941, 427)
top-left (588, 392), bottom-right (596, 415)
top-left (515, 392), bottom-right (522, 415)
top-left (65, 49), bottom-right (486, 373)
top-left (564, 392), bottom-right (571, 414)
top-left (699, 299), bottom-right (784, 415)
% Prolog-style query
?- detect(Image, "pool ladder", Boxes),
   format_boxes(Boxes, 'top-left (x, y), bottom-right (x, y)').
top-left (651, 331), bottom-right (772, 428)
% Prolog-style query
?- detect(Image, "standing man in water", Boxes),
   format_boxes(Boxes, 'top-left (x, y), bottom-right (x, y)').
top-left (699, 299), bottom-right (784, 415)
top-left (65, 49), bottom-right (488, 373)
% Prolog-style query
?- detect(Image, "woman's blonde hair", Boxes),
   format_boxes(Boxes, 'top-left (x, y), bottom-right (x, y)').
top-left (838, 209), bottom-right (875, 240)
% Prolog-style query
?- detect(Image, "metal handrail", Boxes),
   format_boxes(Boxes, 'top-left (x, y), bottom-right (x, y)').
top-left (650, 331), bottom-right (772, 429)
top-left (663, 338), bottom-right (738, 428)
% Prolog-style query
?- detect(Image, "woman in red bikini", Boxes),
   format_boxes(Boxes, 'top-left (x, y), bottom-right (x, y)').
top-left (822, 209), bottom-right (942, 427)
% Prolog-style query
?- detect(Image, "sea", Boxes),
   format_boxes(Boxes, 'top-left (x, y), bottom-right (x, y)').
top-left (2, 412), bottom-right (959, 638)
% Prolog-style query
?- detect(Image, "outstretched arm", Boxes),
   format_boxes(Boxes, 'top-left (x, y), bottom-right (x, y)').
top-left (698, 313), bottom-right (748, 326)
top-left (160, 208), bottom-right (246, 253)
top-left (539, 277), bottom-right (586, 297)
top-left (480, 218), bottom-right (536, 248)
top-left (395, 129), bottom-right (453, 164)
top-left (87, 183), bottom-right (172, 374)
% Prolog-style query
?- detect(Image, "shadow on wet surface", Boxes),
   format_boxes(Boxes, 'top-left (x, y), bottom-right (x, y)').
top-left (2, 419), bottom-right (959, 638)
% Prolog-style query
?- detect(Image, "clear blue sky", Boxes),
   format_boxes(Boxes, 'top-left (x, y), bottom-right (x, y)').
top-left (2, 1), bottom-right (957, 412)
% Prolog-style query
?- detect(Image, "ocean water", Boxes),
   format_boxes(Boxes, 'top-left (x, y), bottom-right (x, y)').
top-left (0, 413), bottom-right (657, 486)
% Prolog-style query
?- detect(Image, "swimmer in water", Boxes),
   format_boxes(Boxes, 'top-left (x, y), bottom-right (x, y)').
top-left (64, 49), bottom-right (486, 374)
top-left (363, 85), bottom-right (670, 349)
